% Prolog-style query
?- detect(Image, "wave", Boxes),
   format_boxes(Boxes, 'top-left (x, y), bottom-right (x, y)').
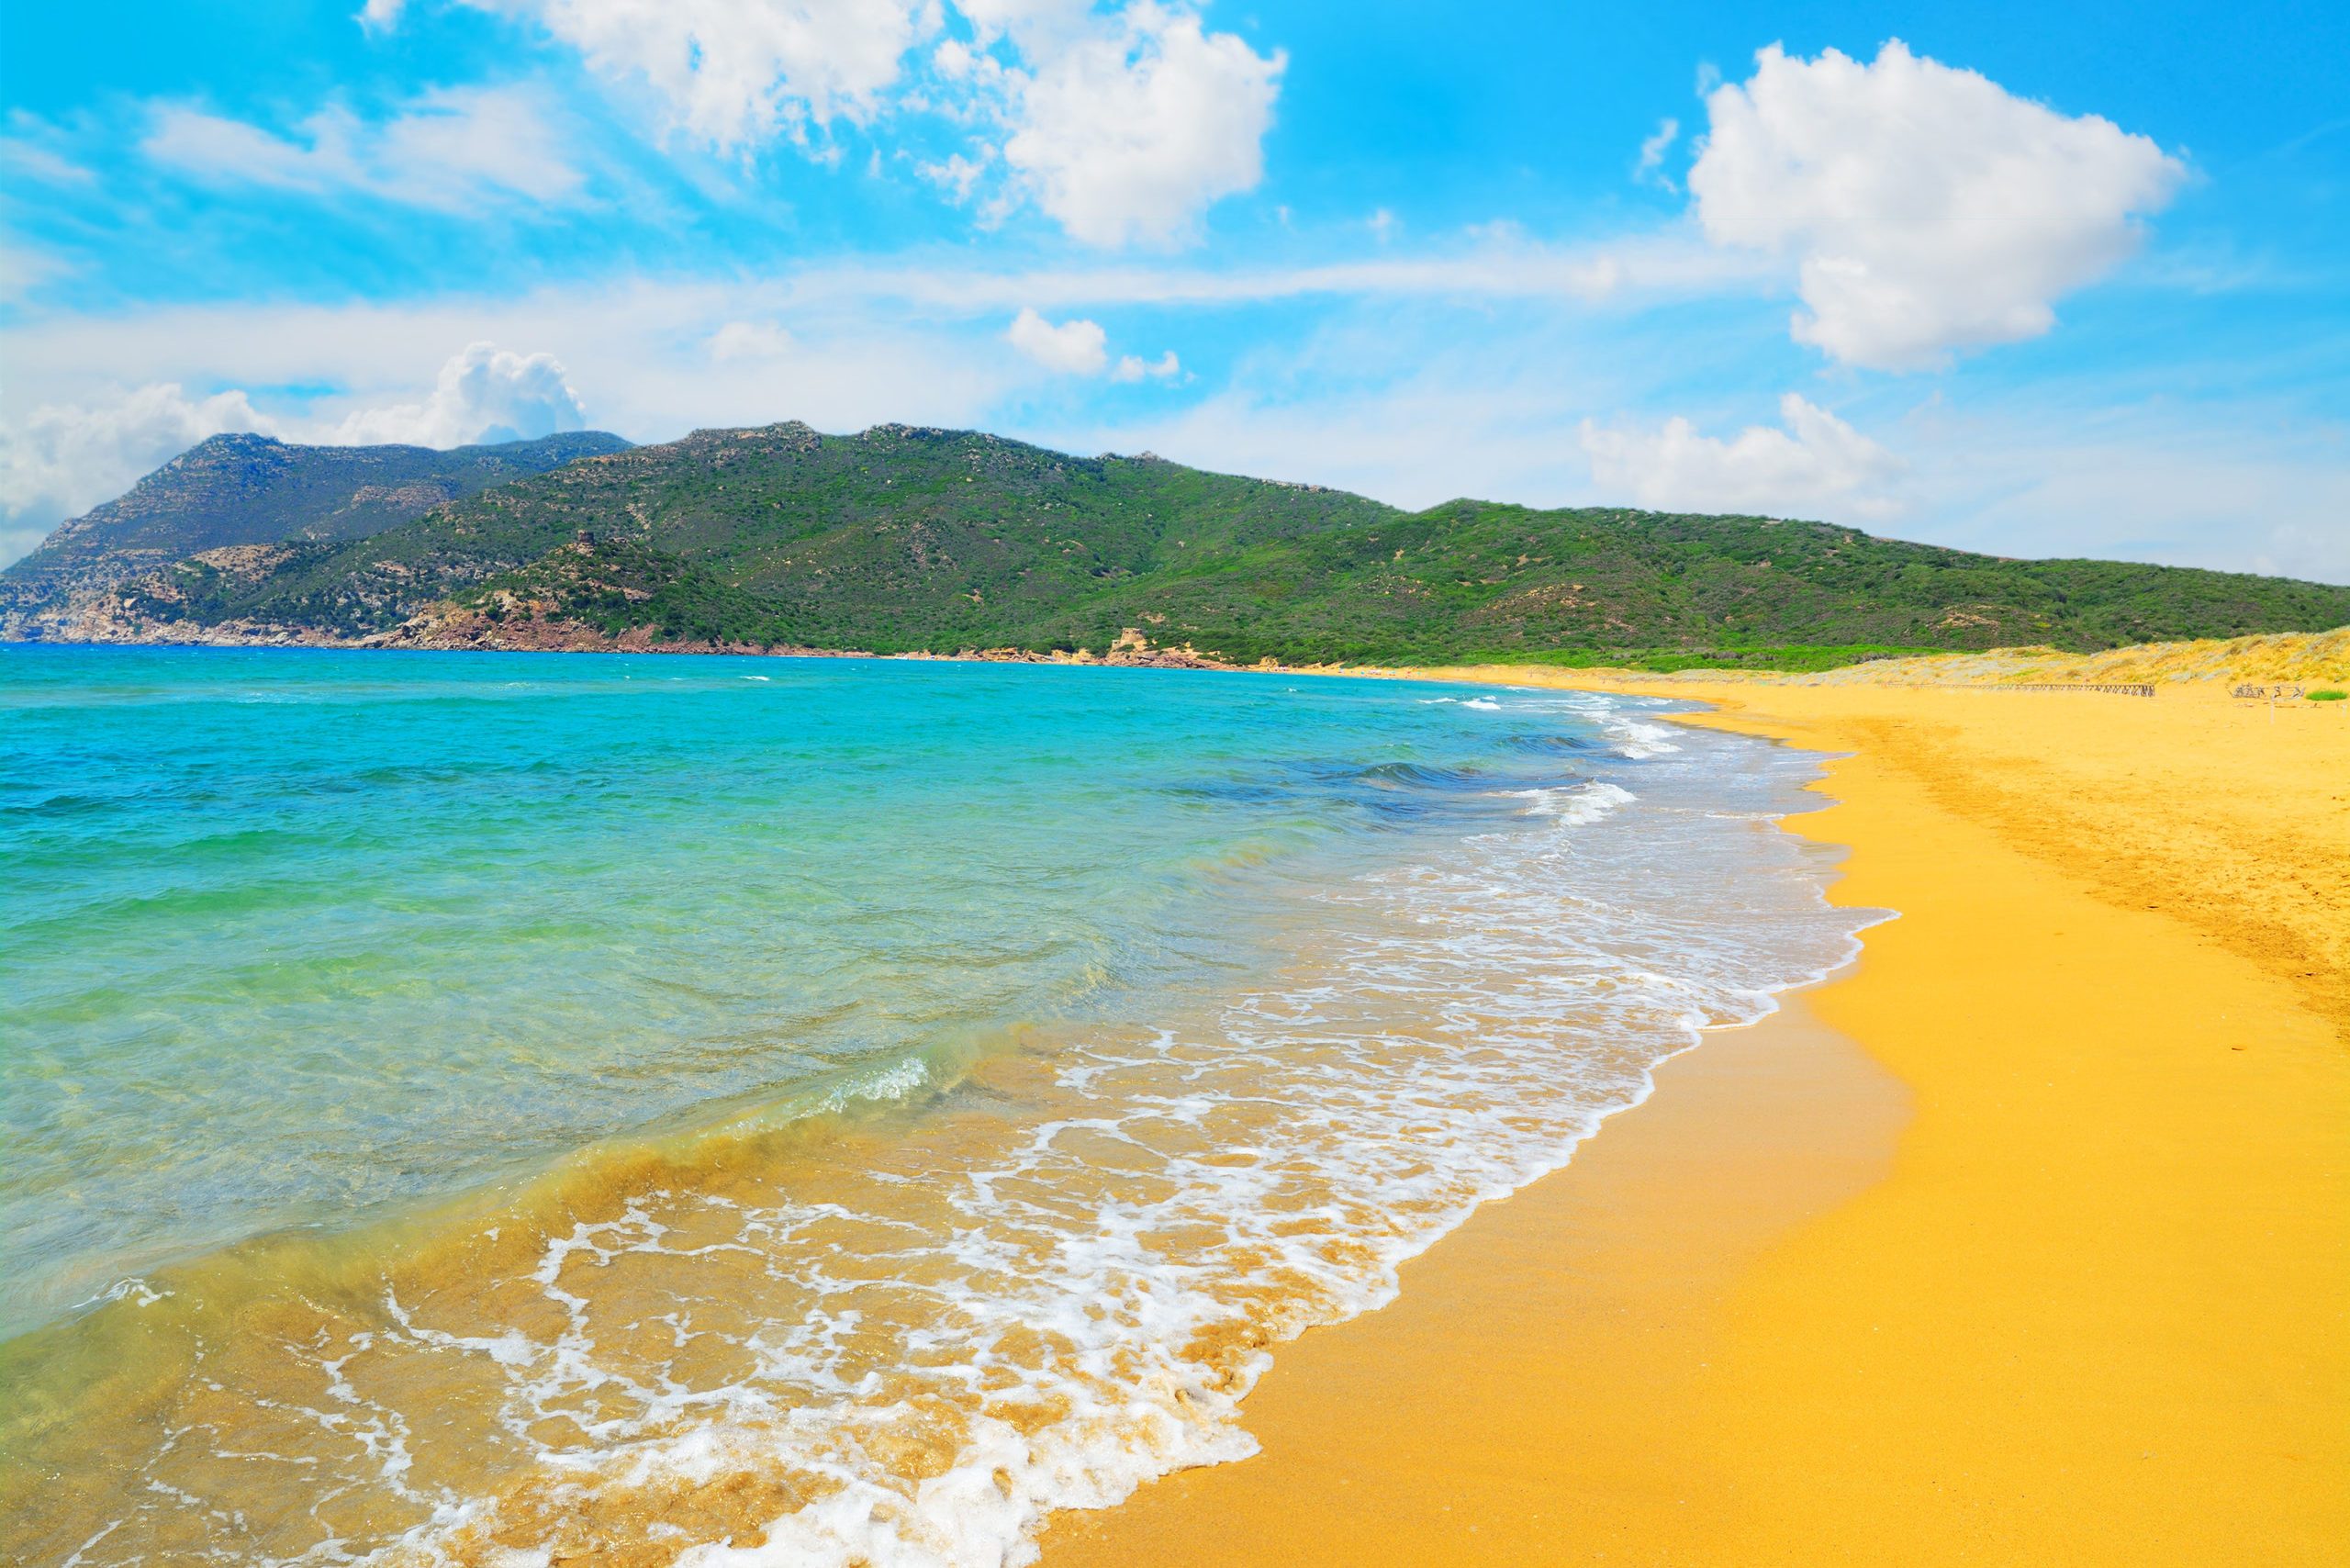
top-left (1504, 779), bottom-right (1639, 825)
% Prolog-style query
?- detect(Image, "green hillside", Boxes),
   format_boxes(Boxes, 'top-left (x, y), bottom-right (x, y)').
top-left (22, 421), bottom-right (2350, 666)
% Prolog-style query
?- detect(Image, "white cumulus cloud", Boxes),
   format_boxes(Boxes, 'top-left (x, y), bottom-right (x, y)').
top-left (1003, 4), bottom-right (1283, 246)
top-left (1578, 394), bottom-right (1908, 521)
top-left (1688, 40), bottom-right (2185, 371)
top-left (465, 0), bottom-right (933, 150)
top-left (1006, 307), bottom-right (1110, 374)
top-left (142, 84), bottom-right (585, 210)
top-left (1112, 350), bottom-right (1180, 382)
top-left (325, 342), bottom-right (588, 446)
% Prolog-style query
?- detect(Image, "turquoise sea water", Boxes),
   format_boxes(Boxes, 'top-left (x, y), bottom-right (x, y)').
top-left (3, 645), bottom-right (1502, 1333)
top-left (1, 644), bottom-right (1873, 1567)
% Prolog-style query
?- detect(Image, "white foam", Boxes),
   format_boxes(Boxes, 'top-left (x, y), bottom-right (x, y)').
top-left (1605, 716), bottom-right (1682, 758)
top-left (1504, 779), bottom-right (1637, 825)
top-left (347, 711), bottom-right (1871, 1568)
top-left (811, 1054), bottom-right (929, 1114)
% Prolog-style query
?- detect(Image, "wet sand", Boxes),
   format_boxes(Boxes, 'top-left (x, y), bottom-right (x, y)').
top-left (1044, 679), bottom-right (2350, 1565)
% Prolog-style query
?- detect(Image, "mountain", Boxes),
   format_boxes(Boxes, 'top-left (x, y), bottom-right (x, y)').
top-left (9, 420), bottom-right (2347, 666)
top-left (0, 430), bottom-right (632, 639)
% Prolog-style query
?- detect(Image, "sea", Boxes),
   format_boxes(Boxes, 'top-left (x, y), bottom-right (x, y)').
top-left (0, 644), bottom-right (1875, 1566)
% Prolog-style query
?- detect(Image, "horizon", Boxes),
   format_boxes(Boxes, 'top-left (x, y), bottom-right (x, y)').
top-left (4, 3), bottom-right (2346, 583)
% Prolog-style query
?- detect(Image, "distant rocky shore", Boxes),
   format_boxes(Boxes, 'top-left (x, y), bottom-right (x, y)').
top-left (6, 577), bottom-right (1251, 671)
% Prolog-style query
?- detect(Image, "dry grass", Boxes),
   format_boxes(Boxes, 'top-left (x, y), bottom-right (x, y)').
top-left (1788, 625), bottom-right (2350, 687)
top-left (1369, 625), bottom-right (2350, 689)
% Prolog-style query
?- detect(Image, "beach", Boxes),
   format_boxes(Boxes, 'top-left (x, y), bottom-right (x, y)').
top-left (1044, 678), bottom-right (2350, 1565)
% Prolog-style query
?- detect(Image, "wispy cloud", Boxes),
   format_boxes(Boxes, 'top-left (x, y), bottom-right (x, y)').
top-left (1632, 117), bottom-right (1679, 189)
top-left (140, 84), bottom-right (588, 211)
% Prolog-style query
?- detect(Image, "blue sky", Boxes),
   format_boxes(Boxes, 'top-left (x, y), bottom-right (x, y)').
top-left (4, 1), bottom-right (2345, 581)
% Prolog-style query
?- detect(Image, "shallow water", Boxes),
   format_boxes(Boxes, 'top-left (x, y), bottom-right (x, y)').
top-left (0, 646), bottom-right (1874, 1567)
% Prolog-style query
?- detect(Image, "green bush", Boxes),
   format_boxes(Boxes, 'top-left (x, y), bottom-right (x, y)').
top-left (2308, 689), bottom-right (2346, 701)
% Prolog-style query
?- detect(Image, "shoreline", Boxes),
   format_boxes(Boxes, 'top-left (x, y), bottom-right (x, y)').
top-left (1043, 672), bottom-right (2350, 1564)
top-left (1043, 991), bottom-right (1909, 1565)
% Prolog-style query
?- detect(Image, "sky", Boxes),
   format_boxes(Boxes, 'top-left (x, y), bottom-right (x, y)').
top-left (3, 1), bottom-right (2345, 581)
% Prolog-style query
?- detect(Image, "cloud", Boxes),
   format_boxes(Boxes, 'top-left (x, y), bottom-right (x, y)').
top-left (0, 241), bottom-right (70, 306)
top-left (0, 383), bottom-right (280, 562)
top-left (1578, 393), bottom-right (1908, 520)
top-left (142, 84), bottom-right (586, 210)
top-left (954, 0), bottom-right (1092, 50)
top-left (0, 128), bottom-right (95, 186)
top-left (1006, 307), bottom-right (1109, 373)
top-left (709, 320), bottom-right (799, 361)
top-left (746, 230), bottom-right (1742, 312)
top-left (1003, 4), bottom-right (1284, 246)
top-left (1633, 117), bottom-right (1678, 188)
top-left (323, 342), bottom-right (588, 445)
top-left (349, 5), bottom-right (1281, 246)
top-left (918, 150), bottom-right (989, 200)
top-left (1689, 40), bottom-right (2185, 371)
top-left (464, 0), bottom-right (933, 151)
top-left (1056, 344), bottom-right (1608, 514)
top-left (1112, 350), bottom-right (1180, 382)
top-left (1005, 308), bottom-right (1181, 379)
top-left (1897, 397), bottom-right (2350, 584)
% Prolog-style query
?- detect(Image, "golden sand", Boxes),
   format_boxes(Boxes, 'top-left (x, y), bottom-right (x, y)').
top-left (1045, 675), bottom-right (2350, 1565)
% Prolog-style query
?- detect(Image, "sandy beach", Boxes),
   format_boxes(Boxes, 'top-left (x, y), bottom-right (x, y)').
top-left (1045, 678), bottom-right (2350, 1565)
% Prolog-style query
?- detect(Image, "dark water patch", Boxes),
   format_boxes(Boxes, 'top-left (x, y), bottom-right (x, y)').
top-left (1500, 730), bottom-right (1610, 756)
top-left (1163, 754), bottom-right (1599, 833)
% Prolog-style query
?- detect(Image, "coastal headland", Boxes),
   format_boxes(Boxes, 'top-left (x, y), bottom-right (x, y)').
top-left (1046, 673), bottom-right (2349, 1564)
